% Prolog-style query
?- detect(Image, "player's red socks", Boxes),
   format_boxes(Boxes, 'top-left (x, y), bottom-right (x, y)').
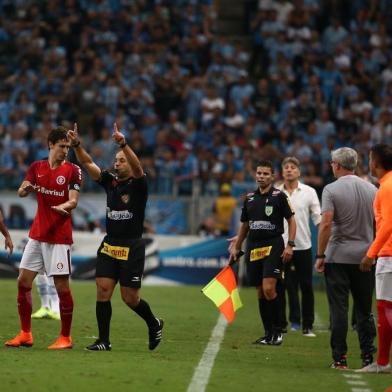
top-left (17, 286), bottom-right (32, 332)
top-left (376, 300), bottom-right (392, 366)
top-left (58, 289), bottom-right (74, 337)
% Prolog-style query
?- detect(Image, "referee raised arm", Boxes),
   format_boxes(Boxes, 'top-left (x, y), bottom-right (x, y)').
top-left (68, 123), bottom-right (163, 351)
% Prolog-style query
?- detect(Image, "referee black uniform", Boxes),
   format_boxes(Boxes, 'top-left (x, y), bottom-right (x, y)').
top-left (241, 186), bottom-right (294, 343)
top-left (70, 123), bottom-right (163, 352)
top-left (96, 170), bottom-right (148, 287)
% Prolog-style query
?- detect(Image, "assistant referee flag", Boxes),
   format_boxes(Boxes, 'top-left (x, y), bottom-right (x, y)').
top-left (202, 266), bottom-right (243, 323)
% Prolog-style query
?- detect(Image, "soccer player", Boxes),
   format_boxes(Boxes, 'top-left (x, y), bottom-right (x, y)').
top-left (277, 157), bottom-right (321, 337)
top-left (358, 144), bottom-right (392, 374)
top-left (68, 123), bottom-right (163, 351)
top-left (229, 160), bottom-right (296, 345)
top-left (31, 274), bottom-right (60, 320)
top-left (4, 126), bottom-right (81, 350)
top-left (316, 147), bottom-right (376, 369)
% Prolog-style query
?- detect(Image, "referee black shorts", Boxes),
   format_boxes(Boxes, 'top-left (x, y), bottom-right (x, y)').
top-left (245, 236), bottom-right (284, 287)
top-left (96, 235), bottom-right (145, 288)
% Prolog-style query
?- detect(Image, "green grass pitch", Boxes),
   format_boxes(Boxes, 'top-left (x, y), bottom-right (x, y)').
top-left (0, 279), bottom-right (390, 392)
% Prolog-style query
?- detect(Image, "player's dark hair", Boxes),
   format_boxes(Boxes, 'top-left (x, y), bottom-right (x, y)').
top-left (255, 160), bottom-right (274, 173)
top-left (47, 126), bottom-right (68, 147)
top-left (370, 144), bottom-right (392, 170)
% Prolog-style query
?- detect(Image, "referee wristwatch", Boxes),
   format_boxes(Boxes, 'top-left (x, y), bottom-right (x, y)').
top-left (287, 240), bottom-right (295, 247)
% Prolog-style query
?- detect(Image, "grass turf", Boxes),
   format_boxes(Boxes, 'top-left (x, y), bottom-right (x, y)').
top-left (0, 279), bottom-right (390, 392)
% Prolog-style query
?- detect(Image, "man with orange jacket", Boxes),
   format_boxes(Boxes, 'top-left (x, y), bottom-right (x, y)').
top-left (358, 144), bottom-right (392, 374)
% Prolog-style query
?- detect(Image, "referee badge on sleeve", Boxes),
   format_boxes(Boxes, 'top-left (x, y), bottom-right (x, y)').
top-left (265, 206), bottom-right (273, 216)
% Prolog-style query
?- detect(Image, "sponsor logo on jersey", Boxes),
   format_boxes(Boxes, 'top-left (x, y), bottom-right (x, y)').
top-left (73, 184), bottom-right (80, 191)
top-left (101, 242), bottom-right (129, 260)
top-left (107, 209), bottom-right (133, 220)
top-left (56, 176), bottom-right (66, 185)
top-left (249, 220), bottom-right (276, 230)
top-left (37, 186), bottom-right (65, 197)
top-left (250, 246), bottom-right (272, 262)
top-left (121, 194), bottom-right (130, 204)
top-left (57, 262), bottom-right (64, 270)
top-left (272, 190), bottom-right (280, 196)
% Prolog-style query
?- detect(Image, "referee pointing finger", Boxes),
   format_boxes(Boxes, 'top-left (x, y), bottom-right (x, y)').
top-left (69, 122), bottom-right (163, 351)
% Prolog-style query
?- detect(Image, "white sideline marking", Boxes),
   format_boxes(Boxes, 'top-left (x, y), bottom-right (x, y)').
top-left (347, 380), bottom-right (367, 385)
top-left (351, 389), bottom-right (372, 392)
top-left (347, 380), bottom-right (373, 392)
top-left (187, 315), bottom-right (227, 392)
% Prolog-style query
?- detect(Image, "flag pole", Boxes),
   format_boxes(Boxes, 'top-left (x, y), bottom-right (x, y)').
top-left (228, 250), bottom-right (244, 266)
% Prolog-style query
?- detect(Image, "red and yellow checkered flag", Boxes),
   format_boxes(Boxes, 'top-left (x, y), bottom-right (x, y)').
top-left (202, 266), bottom-right (243, 323)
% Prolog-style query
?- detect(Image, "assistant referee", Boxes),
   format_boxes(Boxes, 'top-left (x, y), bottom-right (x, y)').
top-left (230, 160), bottom-right (296, 345)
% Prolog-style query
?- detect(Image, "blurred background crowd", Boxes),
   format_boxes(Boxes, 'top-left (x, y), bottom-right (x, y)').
top-left (0, 0), bottom-right (392, 202)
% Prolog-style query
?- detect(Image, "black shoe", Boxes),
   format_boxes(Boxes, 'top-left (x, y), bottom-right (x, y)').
top-left (361, 353), bottom-right (373, 368)
top-left (303, 328), bottom-right (316, 337)
top-left (149, 318), bottom-right (164, 350)
top-left (252, 335), bottom-right (272, 345)
top-left (281, 327), bottom-right (288, 334)
top-left (85, 340), bottom-right (112, 351)
top-left (330, 355), bottom-right (348, 369)
top-left (270, 333), bottom-right (283, 346)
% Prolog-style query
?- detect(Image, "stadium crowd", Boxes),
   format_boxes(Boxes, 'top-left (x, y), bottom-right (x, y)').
top-left (0, 0), bottom-right (392, 197)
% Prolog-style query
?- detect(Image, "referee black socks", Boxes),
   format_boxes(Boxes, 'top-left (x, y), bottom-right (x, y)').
top-left (96, 301), bottom-right (112, 343)
top-left (259, 297), bottom-right (272, 336)
top-left (129, 299), bottom-right (158, 328)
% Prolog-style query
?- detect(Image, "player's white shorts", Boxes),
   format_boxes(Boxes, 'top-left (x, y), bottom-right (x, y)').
top-left (376, 256), bottom-right (392, 301)
top-left (20, 239), bottom-right (72, 276)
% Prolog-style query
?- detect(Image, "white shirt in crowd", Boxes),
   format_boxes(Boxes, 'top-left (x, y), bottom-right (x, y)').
top-left (277, 181), bottom-right (321, 250)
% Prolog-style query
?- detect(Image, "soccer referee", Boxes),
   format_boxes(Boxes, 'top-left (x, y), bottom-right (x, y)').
top-left (230, 160), bottom-right (296, 345)
top-left (68, 123), bottom-right (163, 351)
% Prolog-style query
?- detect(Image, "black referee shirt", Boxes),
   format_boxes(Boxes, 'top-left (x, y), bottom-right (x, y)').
top-left (98, 170), bottom-right (148, 239)
top-left (241, 186), bottom-right (294, 242)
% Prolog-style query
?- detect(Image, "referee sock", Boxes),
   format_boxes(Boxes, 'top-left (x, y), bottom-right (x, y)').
top-left (269, 295), bottom-right (282, 334)
top-left (96, 301), bottom-right (112, 343)
top-left (58, 289), bottom-right (74, 337)
top-left (129, 299), bottom-right (158, 328)
top-left (259, 298), bottom-right (272, 336)
top-left (376, 300), bottom-right (392, 366)
top-left (17, 286), bottom-right (32, 332)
